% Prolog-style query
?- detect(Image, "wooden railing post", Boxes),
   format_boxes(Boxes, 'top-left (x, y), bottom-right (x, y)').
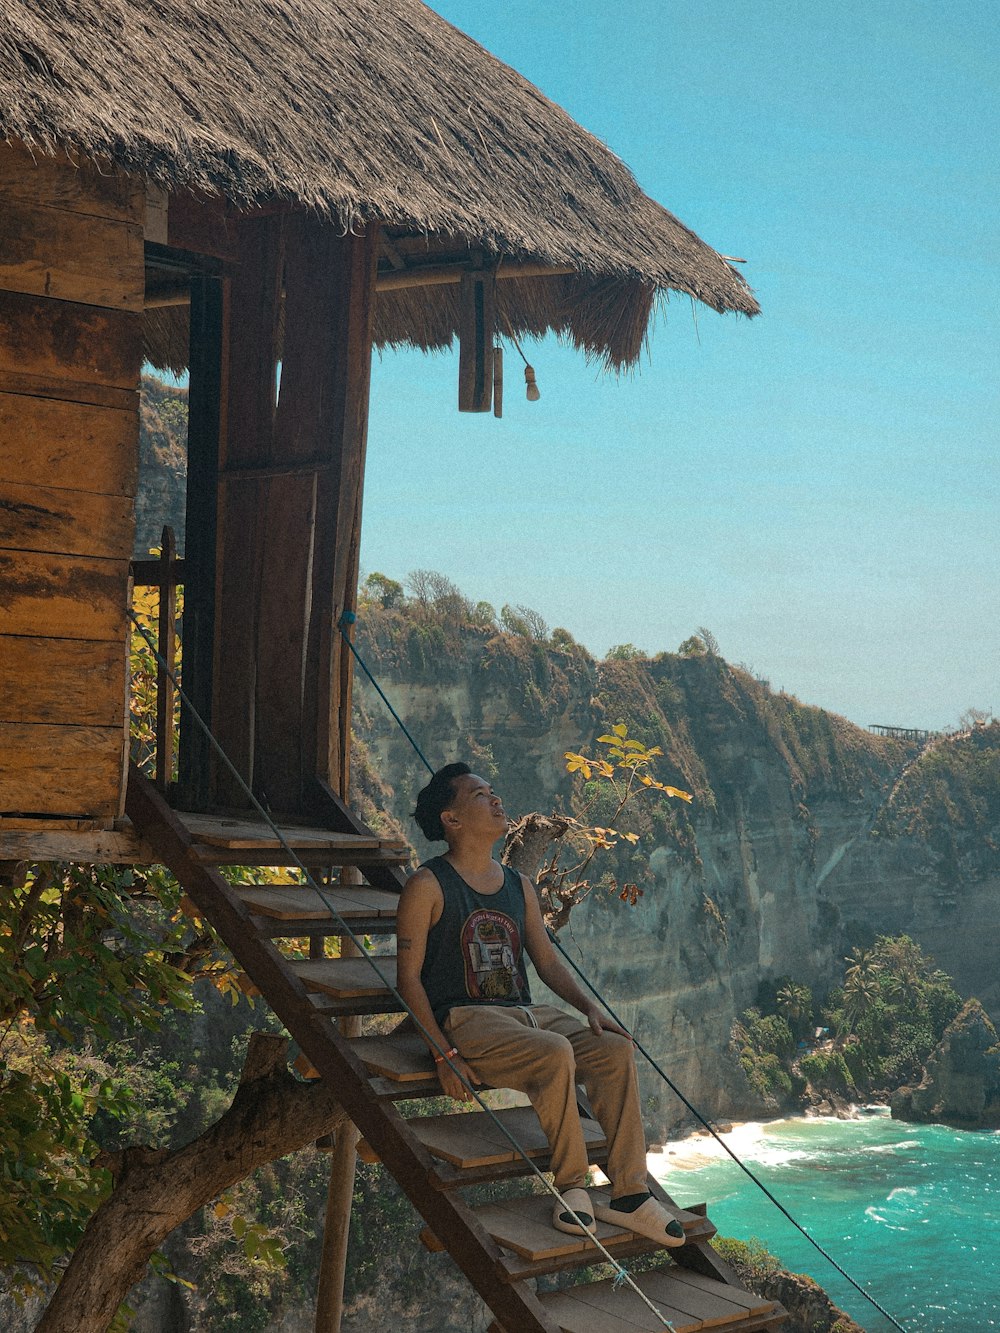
top-left (155, 526), bottom-right (177, 793)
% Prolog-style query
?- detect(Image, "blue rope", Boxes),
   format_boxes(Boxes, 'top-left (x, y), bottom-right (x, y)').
top-left (346, 611), bottom-right (909, 1333)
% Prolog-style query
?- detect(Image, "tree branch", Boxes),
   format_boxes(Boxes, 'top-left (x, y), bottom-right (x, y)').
top-left (37, 1033), bottom-right (346, 1333)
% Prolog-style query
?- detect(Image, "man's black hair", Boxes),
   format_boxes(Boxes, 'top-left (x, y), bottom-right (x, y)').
top-left (413, 762), bottom-right (472, 841)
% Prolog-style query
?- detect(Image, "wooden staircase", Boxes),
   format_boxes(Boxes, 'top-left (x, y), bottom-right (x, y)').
top-left (126, 765), bottom-right (786, 1333)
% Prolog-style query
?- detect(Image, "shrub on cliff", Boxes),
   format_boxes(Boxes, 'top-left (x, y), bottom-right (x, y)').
top-left (732, 1010), bottom-right (796, 1106)
top-left (799, 1049), bottom-right (855, 1097)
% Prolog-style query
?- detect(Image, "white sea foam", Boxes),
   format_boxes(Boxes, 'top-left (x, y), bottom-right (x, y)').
top-left (865, 1138), bottom-right (920, 1155)
top-left (865, 1204), bottom-right (910, 1231)
top-left (649, 1118), bottom-right (815, 1172)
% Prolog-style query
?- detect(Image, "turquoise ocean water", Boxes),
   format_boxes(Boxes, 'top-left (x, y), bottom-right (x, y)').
top-left (655, 1113), bottom-right (1000, 1332)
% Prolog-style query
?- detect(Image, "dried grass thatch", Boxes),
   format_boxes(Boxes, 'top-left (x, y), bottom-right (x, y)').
top-left (1, 0), bottom-right (758, 366)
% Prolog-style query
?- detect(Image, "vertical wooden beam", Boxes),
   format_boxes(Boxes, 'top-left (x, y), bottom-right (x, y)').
top-left (313, 226), bottom-right (380, 802)
top-left (203, 215), bottom-right (377, 816)
top-left (212, 215), bottom-right (284, 807)
top-left (155, 526), bottom-right (177, 793)
top-left (314, 869), bottom-right (363, 1333)
top-left (252, 215), bottom-right (381, 810)
top-left (177, 273), bottom-right (225, 810)
top-left (458, 269), bottom-right (495, 413)
top-left (253, 214), bottom-right (336, 811)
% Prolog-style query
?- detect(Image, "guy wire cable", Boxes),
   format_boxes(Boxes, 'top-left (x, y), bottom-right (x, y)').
top-left (128, 609), bottom-right (678, 1332)
top-left (549, 938), bottom-right (908, 1333)
top-left (336, 609), bottom-right (911, 1333)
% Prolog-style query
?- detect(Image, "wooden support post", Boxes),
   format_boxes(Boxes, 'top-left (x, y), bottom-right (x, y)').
top-left (314, 867), bottom-right (363, 1333)
top-left (208, 215), bottom-right (378, 816)
top-left (178, 273), bottom-right (225, 810)
top-left (212, 215), bottom-right (283, 808)
top-left (154, 526), bottom-right (177, 793)
top-left (302, 222), bottom-right (380, 807)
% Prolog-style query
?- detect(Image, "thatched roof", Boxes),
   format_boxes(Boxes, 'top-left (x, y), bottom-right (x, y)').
top-left (1, 0), bottom-right (758, 366)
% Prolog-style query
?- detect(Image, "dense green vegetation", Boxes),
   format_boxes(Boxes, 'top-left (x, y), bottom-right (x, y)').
top-left (735, 935), bottom-right (963, 1107)
top-left (357, 571), bottom-right (911, 818)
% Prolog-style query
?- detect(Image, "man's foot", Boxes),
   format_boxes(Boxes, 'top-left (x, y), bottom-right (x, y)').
top-left (593, 1194), bottom-right (686, 1247)
top-left (552, 1187), bottom-right (596, 1236)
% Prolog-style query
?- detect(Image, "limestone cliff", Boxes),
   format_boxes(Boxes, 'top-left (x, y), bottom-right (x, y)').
top-left (352, 603), bottom-right (1000, 1139)
top-left (892, 999), bottom-right (1000, 1129)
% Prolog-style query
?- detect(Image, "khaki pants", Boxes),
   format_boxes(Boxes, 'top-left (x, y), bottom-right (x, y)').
top-left (444, 1003), bottom-right (648, 1196)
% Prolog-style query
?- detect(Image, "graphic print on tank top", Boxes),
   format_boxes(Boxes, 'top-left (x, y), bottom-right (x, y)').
top-left (460, 908), bottom-right (527, 1003)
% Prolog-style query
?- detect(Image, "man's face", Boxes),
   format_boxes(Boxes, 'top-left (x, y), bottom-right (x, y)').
top-left (443, 773), bottom-right (508, 841)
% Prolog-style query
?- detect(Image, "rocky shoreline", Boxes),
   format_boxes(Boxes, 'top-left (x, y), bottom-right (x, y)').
top-left (890, 998), bottom-right (1000, 1130)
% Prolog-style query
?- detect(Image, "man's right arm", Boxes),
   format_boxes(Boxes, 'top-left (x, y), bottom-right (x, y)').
top-left (395, 869), bottom-right (481, 1102)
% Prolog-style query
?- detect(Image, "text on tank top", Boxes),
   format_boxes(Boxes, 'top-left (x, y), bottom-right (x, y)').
top-left (420, 856), bottom-right (532, 1025)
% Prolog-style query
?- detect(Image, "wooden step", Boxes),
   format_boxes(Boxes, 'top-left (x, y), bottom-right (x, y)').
top-left (293, 958), bottom-right (404, 1017)
top-left (350, 1030), bottom-right (501, 1101)
top-left (291, 955), bottom-right (398, 998)
top-left (409, 1105), bottom-right (605, 1171)
top-left (350, 1031), bottom-right (436, 1082)
top-left (476, 1188), bottom-right (709, 1272)
top-left (176, 811), bottom-right (410, 867)
top-left (306, 992), bottom-right (406, 1020)
top-left (535, 1266), bottom-right (780, 1332)
top-left (292, 954), bottom-right (405, 1013)
top-left (237, 883), bottom-right (399, 935)
top-left (665, 1267), bottom-right (780, 1321)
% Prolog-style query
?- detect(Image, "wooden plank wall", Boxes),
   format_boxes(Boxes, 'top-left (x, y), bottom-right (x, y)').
top-left (211, 215), bottom-right (378, 815)
top-left (0, 141), bottom-right (143, 826)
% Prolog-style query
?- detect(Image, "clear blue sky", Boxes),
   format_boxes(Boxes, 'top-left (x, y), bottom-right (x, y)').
top-left (360, 0), bottom-right (999, 732)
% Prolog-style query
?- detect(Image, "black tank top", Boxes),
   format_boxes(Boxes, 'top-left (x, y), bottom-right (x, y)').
top-left (421, 856), bottom-right (533, 1025)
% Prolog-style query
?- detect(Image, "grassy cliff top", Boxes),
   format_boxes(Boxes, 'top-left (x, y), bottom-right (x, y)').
top-left (353, 574), bottom-right (914, 827)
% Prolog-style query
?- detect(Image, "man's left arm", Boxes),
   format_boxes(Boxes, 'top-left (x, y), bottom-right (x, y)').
top-left (519, 872), bottom-right (632, 1039)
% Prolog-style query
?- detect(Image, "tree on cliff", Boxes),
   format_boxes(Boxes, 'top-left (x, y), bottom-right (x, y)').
top-left (0, 857), bottom-right (350, 1332)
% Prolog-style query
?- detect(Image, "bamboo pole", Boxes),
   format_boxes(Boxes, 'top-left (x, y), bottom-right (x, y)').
top-left (313, 867), bottom-right (363, 1333)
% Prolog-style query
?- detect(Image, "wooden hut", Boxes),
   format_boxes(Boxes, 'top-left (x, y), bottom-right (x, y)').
top-left (0, 0), bottom-right (756, 855)
top-left (1, 4), bottom-right (779, 1331)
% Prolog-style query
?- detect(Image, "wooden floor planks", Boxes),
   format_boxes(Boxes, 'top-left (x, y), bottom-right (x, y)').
top-left (349, 1032), bottom-right (435, 1082)
top-left (475, 1188), bottom-right (705, 1264)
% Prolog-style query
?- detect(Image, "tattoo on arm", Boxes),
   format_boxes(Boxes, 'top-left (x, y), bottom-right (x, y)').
top-left (398, 937), bottom-right (412, 950)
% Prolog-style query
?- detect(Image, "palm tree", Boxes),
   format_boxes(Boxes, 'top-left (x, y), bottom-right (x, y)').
top-left (841, 949), bottom-right (882, 1030)
top-left (776, 981), bottom-right (812, 1037)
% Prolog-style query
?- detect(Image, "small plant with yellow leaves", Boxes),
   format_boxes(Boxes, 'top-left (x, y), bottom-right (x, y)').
top-left (507, 723), bottom-right (692, 931)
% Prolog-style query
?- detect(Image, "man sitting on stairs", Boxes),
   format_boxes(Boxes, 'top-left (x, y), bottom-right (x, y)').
top-left (396, 762), bottom-right (686, 1246)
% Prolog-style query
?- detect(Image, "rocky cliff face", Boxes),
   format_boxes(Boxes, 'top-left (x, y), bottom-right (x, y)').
top-left (352, 606), bottom-right (1000, 1139)
top-left (892, 999), bottom-right (1000, 1128)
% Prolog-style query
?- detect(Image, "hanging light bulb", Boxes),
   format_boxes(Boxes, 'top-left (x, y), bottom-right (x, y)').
top-left (524, 364), bottom-right (540, 401)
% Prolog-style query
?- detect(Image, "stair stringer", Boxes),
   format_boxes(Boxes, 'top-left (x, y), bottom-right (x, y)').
top-left (126, 765), bottom-right (560, 1333)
